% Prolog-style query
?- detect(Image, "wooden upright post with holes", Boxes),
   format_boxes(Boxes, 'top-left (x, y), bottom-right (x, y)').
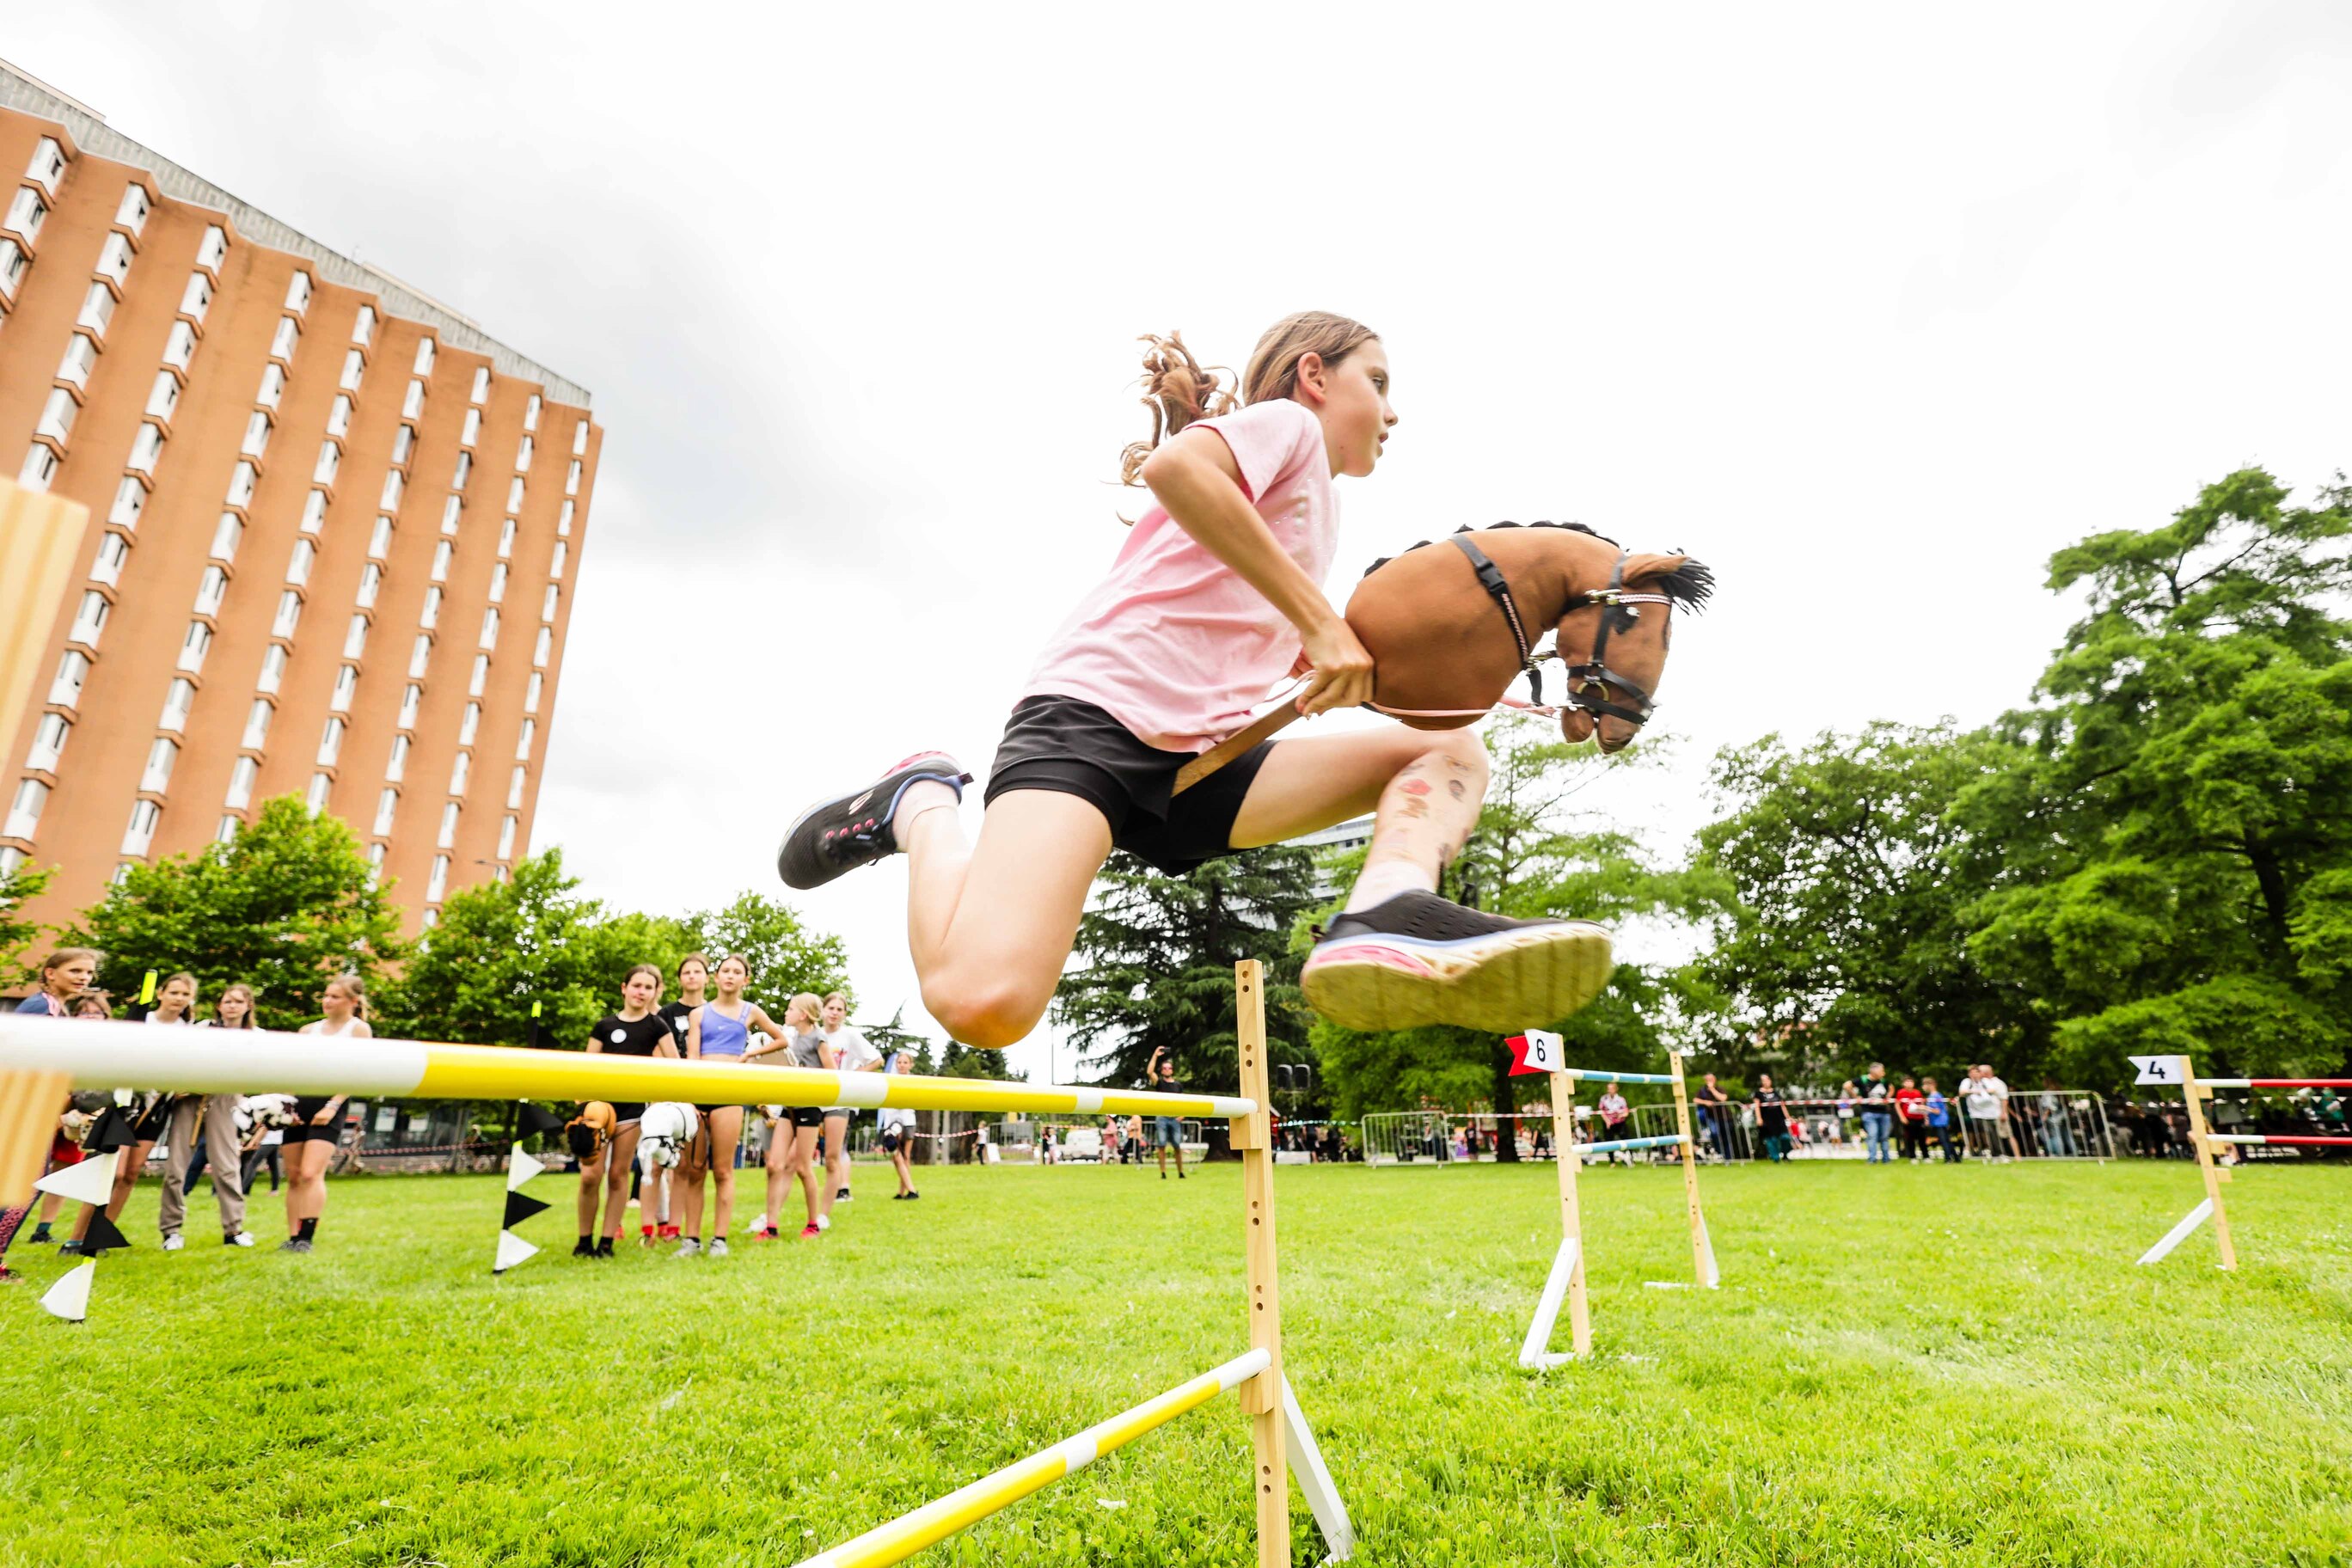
top-left (2177, 1052), bottom-right (2237, 1271)
top-left (1547, 1068), bottom-right (1593, 1358)
top-left (1230, 959), bottom-right (1289, 1566)
top-left (1668, 1054), bottom-right (1716, 1287)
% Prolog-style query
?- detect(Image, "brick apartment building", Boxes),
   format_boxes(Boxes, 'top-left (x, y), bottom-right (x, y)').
top-left (0, 61), bottom-right (600, 935)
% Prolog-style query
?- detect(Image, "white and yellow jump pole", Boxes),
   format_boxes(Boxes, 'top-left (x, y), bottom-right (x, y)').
top-left (1520, 1059), bottom-right (1718, 1370)
top-left (0, 959), bottom-right (1351, 1567)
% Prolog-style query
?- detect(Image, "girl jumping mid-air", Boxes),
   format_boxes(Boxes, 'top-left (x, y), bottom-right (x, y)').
top-left (780, 312), bottom-right (1608, 1048)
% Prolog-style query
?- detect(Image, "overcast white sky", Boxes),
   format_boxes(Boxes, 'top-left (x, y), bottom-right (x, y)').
top-left (12, 3), bottom-right (2350, 1081)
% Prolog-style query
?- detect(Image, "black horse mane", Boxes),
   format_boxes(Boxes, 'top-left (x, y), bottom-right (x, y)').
top-left (1362, 521), bottom-right (1714, 614)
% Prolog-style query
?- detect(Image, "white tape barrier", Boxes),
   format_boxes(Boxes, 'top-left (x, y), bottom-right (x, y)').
top-left (2136, 1197), bottom-right (2213, 1265)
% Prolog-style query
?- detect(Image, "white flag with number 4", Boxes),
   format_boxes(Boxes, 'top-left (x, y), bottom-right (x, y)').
top-left (2129, 1055), bottom-right (2180, 1086)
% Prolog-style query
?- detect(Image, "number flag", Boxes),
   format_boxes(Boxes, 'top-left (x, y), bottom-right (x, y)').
top-left (2128, 1055), bottom-right (2179, 1086)
top-left (1506, 1030), bottom-right (1566, 1077)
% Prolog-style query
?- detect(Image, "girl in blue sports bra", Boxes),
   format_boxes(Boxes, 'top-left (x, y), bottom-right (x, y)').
top-left (677, 953), bottom-right (786, 1259)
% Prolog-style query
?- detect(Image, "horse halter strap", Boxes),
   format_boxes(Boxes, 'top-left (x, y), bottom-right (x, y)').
top-left (1447, 535), bottom-right (1671, 727)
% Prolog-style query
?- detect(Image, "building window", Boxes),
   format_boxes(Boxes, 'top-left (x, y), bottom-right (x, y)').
top-left (368, 516), bottom-right (393, 558)
top-left (498, 518), bottom-right (516, 558)
top-left (124, 423), bottom-right (163, 475)
top-left (331, 664), bottom-right (358, 713)
top-left (49, 650), bottom-right (91, 708)
top-left (441, 494), bottom-right (462, 534)
top-left (56, 334), bottom-right (100, 391)
top-left (437, 802), bottom-right (459, 849)
top-left (198, 224), bottom-right (228, 273)
top-left (96, 233), bottom-right (136, 287)
top-left (427, 854), bottom-right (450, 902)
top-left (69, 590), bottom-right (110, 647)
top-left (121, 798), bottom-right (161, 856)
top-left (18, 445), bottom-right (59, 492)
top-left (6, 779), bottom-right (52, 840)
top-left (381, 470), bottom-right (405, 511)
top-left (461, 407), bottom-right (481, 448)
top-left (34, 388), bottom-right (77, 444)
top-left (373, 787), bottom-right (398, 836)
top-left (523, 395), bottom-right (542, 432)
top-left (114, 182), bottom-right (150, 234)
top-left (252, 364), bottom-right (285, 411)
top-left (141, 738), bottom-right (178, 793)
top-left (399, 684), bottom-right (421, 729)
top-left (328, 394), bottom-right (354, 438)
top-left (548, 541), bottom-right (567, 579)
top-left (162, 319), bottom-right (197, 370)
top-left (257, 643), bottom-right (287, 694)
top-left (413, 340), bottom-right (437, 375)
top-left (301, 489), bottom-right (328, 533)
top-left (158, 678), bottom-right (195, 734)
top-left (240, 409), bottom-right (271, 456)
top-left (498, 816), bottom-right (518, 859)
top-left (339, 348), bottom-right (364, 393)
top-left (540, 584), bottom-right (559, 622)
top-left (450, 753), bottom-right (470, 796)
top-left (572, 422), bottom-right (590, 456)
top-left (285, 538), bottom-right (315, 586)
top-left (193, 564), bottom-right (228, 615)
top-left (180, 273), bottom-right (213, 323)
top-left (408, 634), bottom-right (432, 678)
top-left (270, 316), bottom-right (299, 361)
top-left (317, 717), bottom-right (345, 767)
top-left (313, 441), bottom-right (339, 485)
top-left (532, 626), bottom-right (553, 668)
top-left (357, 561), bottom-right (383, 609)
top-left (515, 435), bottom-right (533, 473)
top-left (392, 425), bottom-right (414, 465)
top-left (77, 281), bottom-right (117, 336)
top-left (488, 563), bottom-right (508, 603)
top-left (110, 477), bottom-right (149, 529)
top-left (26, 137), bottom-right (67, 193)
top-left (478, 608), bottom-right (500, 650)
top-left (352, 305), bottom-right (376, 346)
top-left (513, 718), bottom-right (536, 762)
top-left (419, 585), bottom-right (442, 629)
top-left (285, 271), bottom-right (313, 315)
top-left (506, 476), bottom-right (525, 512)
top-left (217, 815), bottom-right (241, 846)
top-left (27, 713), bottom-right (69, 772)
top-left (506, 766), bottom-right (526, 810)
top-left (344, 614), bottom-right (370, 659)
top-left (209, 512), bottom-right (243, 561)
top-left (147, 371), bottom-right (183, 421)
top-left (458, 701), bottom-right (480, 745)
top-left (4, 187), bottom-right (47, 242)
top-left (272, 590), bottom-right (302, 639)
top-left (430, 540), bottom-right (452, 581)
top-left (469, 366), bottom-right (491, 403)
top-left (403, 380), bottom-right (425, 420)
top-left (386, 734), bottom-right (409, 782)
top-left (90, 531), bottom-right (130, 588)
top-left (242, 698), bottom-right (273, 750)
top-left (451, 452), bottom-right (471, 490)
top-left (524, 671), bottom-right (542, 713)
top-left (469, 655), bottom-right (489, 697)
top-left (222, 458), bottom-right (258, 506)
top-left (0, 237), bottom-right (26, 297)
top-left (224, 756), bottom-right (258, 809)
top-left (305, 773), bottom-right (331, 816)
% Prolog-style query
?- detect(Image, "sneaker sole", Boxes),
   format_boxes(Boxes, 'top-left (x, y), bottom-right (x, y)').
top-left (776, 752), bottom-right (967, 890)
top-left (1302, 922), bottom-right (1614, 1033)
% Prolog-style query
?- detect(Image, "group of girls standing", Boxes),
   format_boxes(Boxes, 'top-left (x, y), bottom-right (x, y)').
top-left (568, 953), bottom-right (893, 1260)
top-left (0, 948), bottom-right (373, 1279)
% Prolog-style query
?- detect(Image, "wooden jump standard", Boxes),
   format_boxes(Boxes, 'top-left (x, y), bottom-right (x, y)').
top-left (0, 960), bottom-right (1351, 1567)
top-left (2135, 1053), bottom-right (2349, 1270)
top-left (1521, 1055), bottom-right (1718, 1369)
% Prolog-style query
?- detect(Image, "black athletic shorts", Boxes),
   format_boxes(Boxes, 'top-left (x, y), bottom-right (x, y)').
top-left (984, 695), bottom-right (1276, 876)
top-left (785, 1106), bottom-right (824, 1130)
top-left (609, 1102), bottom-right (645, 1125)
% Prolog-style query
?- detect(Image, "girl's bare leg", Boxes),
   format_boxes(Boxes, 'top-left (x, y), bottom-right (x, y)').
top-left (707, 1108), bottom-right (742, 1240)
top-left (576, 1149), bottom-right (606, 1238)
top-left (897, 789), bottom-right (1112, 1049)
top-left (1228, 725), bottom-right (1489, 897)
top-left (792, 1126), bottom-right (824, 1230)
top-left (603, 1126), bottom-right (640, 1239)
top-left (677, 1138), bottom-right (707, 1243)
top-left (763, 1124), bottom-right (790, 1233)
top-left (820, 1112), bottom-right (849, 1219)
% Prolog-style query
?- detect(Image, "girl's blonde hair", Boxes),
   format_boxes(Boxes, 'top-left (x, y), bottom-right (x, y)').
top-left (1116, 311), bottom-right (1380, 491)
top-left (215, 983), bottom-right (257, 1029)
top-left (786, 992), bottom-right (824, 1027)
top-left (326, 973), bottom-right (368, 1020)
top-left (40, 947), bottom-right (101, 988)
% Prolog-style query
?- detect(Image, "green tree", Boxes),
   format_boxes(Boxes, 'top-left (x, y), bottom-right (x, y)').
top-left (67, 796), bottom-right (404, 1028)
top-left (1053, 846), bottom-right (1321, 1092)
top-left (1309, 720), bottom-right (1734, 1136)
top-left (681, 890), bottom-right (851, 1021)
top-left (0, 861), bottom-right (52, 984)
top-left (1959, 469), bottom-right (2352, 1082)
top-left (1694, 720), bottom-right (2039, 1086)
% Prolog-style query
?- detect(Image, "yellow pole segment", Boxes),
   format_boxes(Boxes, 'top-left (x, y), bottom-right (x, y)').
top-left (1548, 1067), bottom-right (1591, 1358)
top-left (2177, 1052), bottom-right (2236, 1271)
top-left (1233, 959), bottom-right (1291, 1568)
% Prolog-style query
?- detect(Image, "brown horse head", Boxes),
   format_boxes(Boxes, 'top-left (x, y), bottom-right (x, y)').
top-left (1343, 522), bottom-right (1713, 754)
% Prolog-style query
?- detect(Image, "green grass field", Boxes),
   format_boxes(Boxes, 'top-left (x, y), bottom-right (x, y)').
top-left (4, 1156), bottom-right (2348, 1567)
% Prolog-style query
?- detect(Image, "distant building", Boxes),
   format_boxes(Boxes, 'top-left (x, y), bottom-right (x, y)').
top-left (1288, 813), bottom-right (1373, 902)
top-left (0, 62), bottom-right (600, 934)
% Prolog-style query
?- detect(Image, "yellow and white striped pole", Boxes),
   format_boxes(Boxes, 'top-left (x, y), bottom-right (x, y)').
top-left (793, 1350), bottom-right (1270, 1568)
top-left (0, 1019), bottom-right (1255, 1120)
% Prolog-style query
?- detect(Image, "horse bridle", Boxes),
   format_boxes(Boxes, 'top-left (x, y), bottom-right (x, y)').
top-left (1448, 534), bottom-right (1670, 728)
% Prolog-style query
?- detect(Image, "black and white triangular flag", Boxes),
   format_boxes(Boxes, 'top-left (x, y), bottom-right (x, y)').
top-left (83, 1106), bottom-right (139, 1155)
top-left (40, 1259), bottom-right (95, 1321)
top-left (503, 1190), bottom-right (550, 1229)
top-left (35, 1150), bottom-right (119, 1208)
top-left (505, 1145), bottom-right (545, 1191)
top-left (82, 1211), bottom-right (131, 1254)
top-left (517, 1103), bottom-right (565, 1137)
top-left (493, 1231), bottom-right (539, 1274)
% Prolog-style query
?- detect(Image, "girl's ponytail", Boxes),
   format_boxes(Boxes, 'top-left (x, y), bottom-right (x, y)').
top-left (1117, 332), bottom-right (1239, 489)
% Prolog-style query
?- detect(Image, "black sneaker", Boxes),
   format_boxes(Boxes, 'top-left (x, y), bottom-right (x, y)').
top-left (594, 1236), bottom-right (616, 1258)
top-left (573, 1238), bottom-right (595, 1257)
top-left (834, 1188), bottom-right (851, 1202)
top-left (777, 752), bottom-right (971, 890)
top-left (24, 1228), bottom-right (52, 1246)
top-left (1302, 890), bottom-right (1613, 1033)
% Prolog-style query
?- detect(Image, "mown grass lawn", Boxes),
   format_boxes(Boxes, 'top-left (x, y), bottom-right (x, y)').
top-left (3, 1155), bottom-right (2347, 1567)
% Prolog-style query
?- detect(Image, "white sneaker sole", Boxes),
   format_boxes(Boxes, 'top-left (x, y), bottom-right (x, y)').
top-left (1302, 922), bottom-right (1614, 1033)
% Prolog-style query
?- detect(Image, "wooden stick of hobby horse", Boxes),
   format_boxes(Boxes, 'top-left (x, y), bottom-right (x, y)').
top-left (1173, 707), bottom-right (1302, 797)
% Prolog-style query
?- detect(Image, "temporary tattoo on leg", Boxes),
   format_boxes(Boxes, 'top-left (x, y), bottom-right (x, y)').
top-left (1447, 778), bottom-right (1466, 799)
top-left (1401, 778), bottom-right (1431, 797)
top-left (1441, 755), bottom-right (1475, 774)
top-left (1401, 798), bottom-right (1430, 818)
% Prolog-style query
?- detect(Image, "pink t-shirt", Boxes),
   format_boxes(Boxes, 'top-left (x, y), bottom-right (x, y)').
top-left (1021, 398), bottom-right (1336, 753)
